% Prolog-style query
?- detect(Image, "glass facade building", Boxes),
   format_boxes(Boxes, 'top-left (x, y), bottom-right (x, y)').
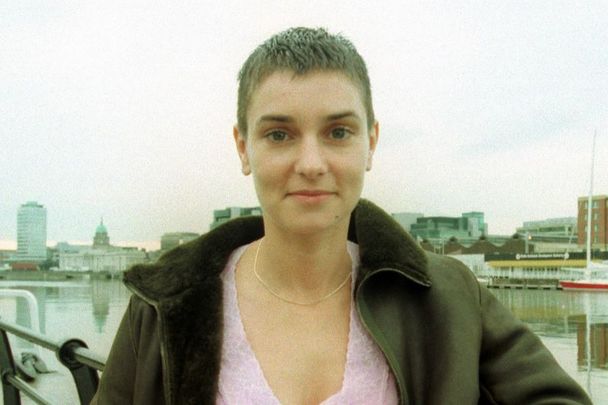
top-left (16, 201), bottom-right (47, 262)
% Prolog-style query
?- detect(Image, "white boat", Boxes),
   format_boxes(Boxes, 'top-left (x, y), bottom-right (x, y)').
top-left (559, 262), bottom-right (608, 291)
top-left (559, 131), bottom-right (608, 291)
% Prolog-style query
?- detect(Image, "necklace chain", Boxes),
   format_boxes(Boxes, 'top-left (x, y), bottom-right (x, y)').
top-left (252, 238), bottom-right (352, 306)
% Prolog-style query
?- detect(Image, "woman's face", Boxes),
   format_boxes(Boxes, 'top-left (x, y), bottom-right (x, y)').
top-left (234, 70), bottom-right (379, 236)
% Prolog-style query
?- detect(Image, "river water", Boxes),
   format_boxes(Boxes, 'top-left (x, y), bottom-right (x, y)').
top-left (1, 279), bottom-right (608, 403)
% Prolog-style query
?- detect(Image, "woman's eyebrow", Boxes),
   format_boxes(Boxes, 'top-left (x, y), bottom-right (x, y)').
top-left (326, 111), bottom-right (361, 122)
top-left (255, 114), bottom-right (294, 128)
top-left (254, 111), bottom-right (361, 129)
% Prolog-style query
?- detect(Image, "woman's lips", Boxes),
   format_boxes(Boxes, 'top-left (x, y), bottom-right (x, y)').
top-left (287, 190), bottom-right (335, 203)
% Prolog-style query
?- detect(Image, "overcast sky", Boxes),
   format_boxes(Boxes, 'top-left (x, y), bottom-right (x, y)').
top-left (1, 1), bottom-right (607, 250)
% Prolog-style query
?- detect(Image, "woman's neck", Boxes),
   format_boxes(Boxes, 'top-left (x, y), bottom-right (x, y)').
top-left (254, 226), bottom-right (353, 300)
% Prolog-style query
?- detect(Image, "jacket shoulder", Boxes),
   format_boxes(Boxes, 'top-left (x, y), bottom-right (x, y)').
top-left (424, 252), bottom-right (482, 300)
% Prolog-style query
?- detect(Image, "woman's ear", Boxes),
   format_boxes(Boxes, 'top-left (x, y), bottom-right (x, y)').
top-left (233, 126), bottom-right (251, 175)
top-left (366, 121), bottom-right (379, 171)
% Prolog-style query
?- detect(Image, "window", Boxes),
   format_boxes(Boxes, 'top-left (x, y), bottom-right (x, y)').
top-left (593, 201), bottom-right (598, 208)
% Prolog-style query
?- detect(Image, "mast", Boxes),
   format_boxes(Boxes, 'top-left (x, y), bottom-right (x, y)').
top-left (585, 130), bottom-right (596, 273)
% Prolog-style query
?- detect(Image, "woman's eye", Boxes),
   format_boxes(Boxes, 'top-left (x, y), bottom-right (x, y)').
top-left (266, 130), bottom-right (289, 142)
top-left (329, 127), bottom-right (351, 140)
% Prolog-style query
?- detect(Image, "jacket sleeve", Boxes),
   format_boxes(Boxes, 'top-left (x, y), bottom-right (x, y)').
top-left (90, 295), bottom-right (164, 405)
top-left (478, 286), bottom-right (592, 404)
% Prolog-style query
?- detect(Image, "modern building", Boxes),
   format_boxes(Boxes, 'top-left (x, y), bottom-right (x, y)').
top-left (161, 232), bottom-right (200, 251)
top-left (0, 249), bottom-right (16, 270)
top-left (577, 195), bottom-right (608, 250)
top-left (391, 212), bottom-right (423, 234)
top-left (210, 206), bottom-right (262, 229)
top-left (517, 217), bottom-right (577, 241)
top-left (462, 212), bottom-right (488, 236)
top-left (16, 201), bottom-right (47, 263)
top-left (410, 212), bottom-right (487, 245)
top-left (515, 216), bottom-right (578, 253)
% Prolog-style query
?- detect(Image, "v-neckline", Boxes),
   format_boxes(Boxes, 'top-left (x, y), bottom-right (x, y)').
top-left (223, 243), bottom-right (359, 404)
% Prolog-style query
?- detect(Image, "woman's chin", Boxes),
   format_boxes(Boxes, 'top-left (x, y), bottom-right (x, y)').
top-left (273, 213), bottom-right (350, 237)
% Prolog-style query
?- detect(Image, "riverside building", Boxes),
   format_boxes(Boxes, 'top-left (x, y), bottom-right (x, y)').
top-left (409, 211), bottom-right (488, 249)
top-left (391, 212), bottom-right (424, 234)
top-left (578, 194), bottom-right (608, 250)
top-left (13, 201), bottom-right (47, 269)
top-left (210, 206), bottom-right (262, 229)
top-left (58, 219), bottom-right (146, 273)
top-left (516, 217), bottom-right (578, 253)
top-left (160, 232), bottom-right (199, 251)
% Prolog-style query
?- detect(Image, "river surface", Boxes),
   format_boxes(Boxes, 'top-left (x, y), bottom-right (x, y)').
top-left (1, 279), bottom-right (608, 403)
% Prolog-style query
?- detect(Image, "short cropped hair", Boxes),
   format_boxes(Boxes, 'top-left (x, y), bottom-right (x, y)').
top-left (237, 27), bottom-right (375, 135)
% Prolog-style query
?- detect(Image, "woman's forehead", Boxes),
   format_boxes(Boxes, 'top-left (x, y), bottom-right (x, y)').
top-left (247, 70), bottom-right (366, 125)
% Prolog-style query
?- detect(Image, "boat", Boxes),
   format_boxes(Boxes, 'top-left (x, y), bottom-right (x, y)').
top-left (560, 280), bottom-right (608, 291)
top-left (559, 131), bottom-right (608, 291)
top-left (559, 263), bottom-right (608, 291)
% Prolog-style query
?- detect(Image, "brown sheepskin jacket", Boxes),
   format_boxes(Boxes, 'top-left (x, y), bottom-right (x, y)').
top-left (91, 199), bottom-right (591, 405)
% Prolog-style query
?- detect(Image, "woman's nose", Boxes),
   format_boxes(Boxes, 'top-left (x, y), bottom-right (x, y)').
top-left (294, 136), bottom-right (328, 178)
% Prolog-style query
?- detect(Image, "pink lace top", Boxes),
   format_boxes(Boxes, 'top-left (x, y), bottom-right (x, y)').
top-left (216, 242), bottom-right (398, 404)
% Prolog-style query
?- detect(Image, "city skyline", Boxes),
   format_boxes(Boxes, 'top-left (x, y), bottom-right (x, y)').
top-left (0, 196), bottom-right (603, 252)
top-left (2, 2), bottom-right (607, 250)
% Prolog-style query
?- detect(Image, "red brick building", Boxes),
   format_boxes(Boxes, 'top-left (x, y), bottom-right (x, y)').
top-left (577, 195), bottom-right (608, 250)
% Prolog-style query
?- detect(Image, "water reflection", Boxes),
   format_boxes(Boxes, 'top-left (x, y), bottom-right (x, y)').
top-left (491, 288), bottom-right (608, 400)
top-left (92, 280), bottom-right (110, 333)
top-left (2, 280), bottom-right (608, 401)
top-left (491, 289), bottom-right (608, 338)
top-left (0, 279), bottom-right (131, 355)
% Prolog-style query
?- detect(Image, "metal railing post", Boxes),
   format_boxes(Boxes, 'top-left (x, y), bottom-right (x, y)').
top-left (0, 328), bottom-right (21, 405)
top-left (56, 338), bottom-right (99, 405)
top-left (0, 318), bottom-right (105, 405)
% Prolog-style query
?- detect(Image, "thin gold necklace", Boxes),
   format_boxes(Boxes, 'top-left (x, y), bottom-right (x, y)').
top-left (252, 238), bottom-right (352, 306)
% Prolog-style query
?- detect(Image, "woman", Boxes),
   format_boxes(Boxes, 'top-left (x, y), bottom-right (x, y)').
top-left (92, 27), bottom-right (590, 404)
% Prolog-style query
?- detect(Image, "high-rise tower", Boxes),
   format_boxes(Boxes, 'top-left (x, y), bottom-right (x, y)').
top-left (16, 201), bottom-right (47, 262)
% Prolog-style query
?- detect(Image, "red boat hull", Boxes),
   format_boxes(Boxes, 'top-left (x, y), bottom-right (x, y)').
top-left (559, 280), bottom-right (608, 291)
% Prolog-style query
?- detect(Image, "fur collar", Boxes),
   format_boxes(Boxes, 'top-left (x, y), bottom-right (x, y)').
top-left (125, 199), bottom-right (428, 300)
top-left (123, 198), bottom-right (428, 404)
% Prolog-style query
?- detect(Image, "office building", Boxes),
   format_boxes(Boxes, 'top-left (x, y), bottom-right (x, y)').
top-left (0, 249), bottom-right (16, 269)
top-left (578, 195), bottom-right (608, 249)
top-left (515, 217), bottom-right (577, 252)
top-left (161, 232), bottom-right (200, 251)
top-left (16, 201), bottom-right (47, 262)
top-left (517, 217), bottom-right (577, 240)
top-left (410, 212), bottom-right (487, 243)
top-left (391, 212), bottom-right (424, 234)
top-left (462, 212), bottom-right (488, 236)
top-left (210, 206), bottom-right (262, 229)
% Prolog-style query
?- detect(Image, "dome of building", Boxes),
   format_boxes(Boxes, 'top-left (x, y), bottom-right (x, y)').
top-left (93, 218), bottom-right (110, 248)
top-left (96, 222), bottom-right (108, 235)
